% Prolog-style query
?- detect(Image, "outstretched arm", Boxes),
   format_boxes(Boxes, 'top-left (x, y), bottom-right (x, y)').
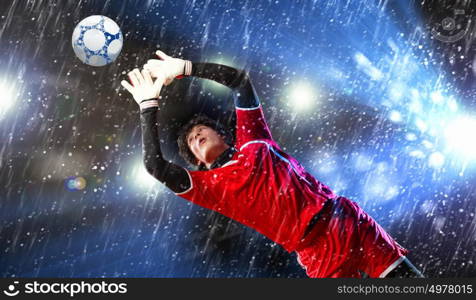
top-left (121, 68), bottom-right (191, 194)
top-left (140, 107), bottom-right (191, 193)
top-left (144, 50), bottom-right (273, 146)
top-left (144, 51), bottom-right (260, 109)
top-left (189, 62), bottom-right (260, 109)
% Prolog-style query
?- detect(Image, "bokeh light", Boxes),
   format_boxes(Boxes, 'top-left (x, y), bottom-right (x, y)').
top-left (286, 81), bottom-right (318, 112)
top-left (444, 116), bottom-right (476, 160)
top-left (0, 78), bottom-right (17, 118)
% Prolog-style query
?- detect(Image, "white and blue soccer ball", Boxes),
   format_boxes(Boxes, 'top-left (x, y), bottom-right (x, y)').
top-left (72, 15), bottom-right (123, 67)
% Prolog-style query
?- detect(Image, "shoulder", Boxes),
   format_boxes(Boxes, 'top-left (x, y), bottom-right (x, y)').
top-left (238, 139), bottom-right (280, 152)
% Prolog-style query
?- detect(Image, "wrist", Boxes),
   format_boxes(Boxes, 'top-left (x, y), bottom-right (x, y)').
top-left (183, 60), bottom-right (192, 76)
top-left (175, 60), bottom-right (192, 79)
top-left (139, 99), bottom-right (159, 111)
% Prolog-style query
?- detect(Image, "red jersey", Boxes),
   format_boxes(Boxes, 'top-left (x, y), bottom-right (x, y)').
top-left (175, 105), bottom-right (336, 253)
top-left (140, 61), bottom-right (409, 277)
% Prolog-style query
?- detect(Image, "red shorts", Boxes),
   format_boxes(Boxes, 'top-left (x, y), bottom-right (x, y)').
top-left (295, 197), bottom-right (409, 278)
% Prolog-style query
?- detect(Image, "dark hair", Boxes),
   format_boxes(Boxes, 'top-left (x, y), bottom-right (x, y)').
top-left (177, 114), bottom-right (233, 166)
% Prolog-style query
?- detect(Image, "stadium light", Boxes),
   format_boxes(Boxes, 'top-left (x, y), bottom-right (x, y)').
top-left (444, 116), bottom-right (476, 160)
top-left (287, 81), bottom-right (318, 111)
top-left (428, 152), bottom-right (445, 168)
top-left (130, 159), bottom-right (161, 190)
top-left (0, 79), bottom-right (17, 117)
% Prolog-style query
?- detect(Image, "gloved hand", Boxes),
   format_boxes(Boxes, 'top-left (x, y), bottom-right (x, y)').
top-left (143, 50), bottom-right (192, 86)
top-left (120, 68), bottom-right (166, 111)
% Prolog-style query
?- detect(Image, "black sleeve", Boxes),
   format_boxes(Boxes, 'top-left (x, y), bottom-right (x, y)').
top-left (190, 62), bottom-right (260, 109)
top-left (140, 107), bottom-right (191, 194)
top-left (140, 62), bottom-right (259, 193)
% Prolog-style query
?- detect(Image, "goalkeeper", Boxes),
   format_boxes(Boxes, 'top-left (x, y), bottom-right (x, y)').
top-left (120, 50), bottom-right (424, 278)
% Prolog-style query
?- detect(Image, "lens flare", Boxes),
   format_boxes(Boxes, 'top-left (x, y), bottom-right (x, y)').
top-left (444, 116), bottom-right (476, 160)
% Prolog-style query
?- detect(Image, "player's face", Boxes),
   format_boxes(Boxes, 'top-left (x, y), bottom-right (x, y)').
top-left (187, 125), bottom-right (228, 166)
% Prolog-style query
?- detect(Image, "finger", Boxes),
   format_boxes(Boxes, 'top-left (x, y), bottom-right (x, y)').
top-left (144, 65), bottom-right (163, 79)
top-left (143, 65), bottom-right (155, 78)
top-left (120, 80), bottom-right (134, 93)
top-left (143, 63), bottom-right (154, 71)
top-left (133, 68), bottom-right (144, 85)
top-left (146, 59), bottom-right (161, 65)
top-left (128, 71), bottom-right (140, 87)
top-left (156, 50), bottom-right (169, 60)
top-left (144, 60), bottom-right (163, 73)
top-left (153, 74), bottom-right (166, 91)
top-left (142, 69), bottom-right (153, 86)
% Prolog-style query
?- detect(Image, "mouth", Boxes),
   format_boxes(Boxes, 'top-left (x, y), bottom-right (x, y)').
top-left (199, 137), bottom-right (206, 145)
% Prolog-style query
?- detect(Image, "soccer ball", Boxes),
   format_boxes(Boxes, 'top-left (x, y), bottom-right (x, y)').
top-left (72, 15), bottom-right (123, 67)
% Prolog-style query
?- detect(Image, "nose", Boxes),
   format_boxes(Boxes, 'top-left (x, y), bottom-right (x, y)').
top-left (194, 132), bottom-right (201, 143)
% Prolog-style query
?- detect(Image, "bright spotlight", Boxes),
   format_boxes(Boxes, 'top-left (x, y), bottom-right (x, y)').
top-left (430, 91), bottom-right (444, 104)
top-left (447, 96), bottom-right (458, 112)
top-left (127, 159), bottom-right (162, 191)
top-left (444, 116), bottom-right (476, 160)
top-left (389, 110), bottom-right (403, 122)
top-left (287, 82), bottom-right (318, 111)
top-left (428, 152), bottom-right (445, 168)
top-left (0, 79), bottom-right (17, 117)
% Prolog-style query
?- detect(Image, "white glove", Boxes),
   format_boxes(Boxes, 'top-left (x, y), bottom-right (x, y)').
top-left (143, 50), bottom-right (192, 86)
top-left (120, 68), bottom-right (166, 110)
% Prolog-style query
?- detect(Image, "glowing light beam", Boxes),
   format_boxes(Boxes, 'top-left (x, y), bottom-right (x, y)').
top-left (444, 116), bottom-right (476, 160)
top-left (286, 81), bottom-right (318, 112)
top-left (0, 79), bottom-right (17, 118)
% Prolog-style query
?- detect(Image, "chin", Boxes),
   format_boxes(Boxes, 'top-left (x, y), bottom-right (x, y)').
top-left (201, 141), bottom-right (219, 161)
